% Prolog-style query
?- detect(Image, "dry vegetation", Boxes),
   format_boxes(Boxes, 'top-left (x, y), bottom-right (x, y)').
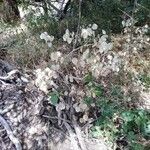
top-left (0, 15), bottom-right (150, 150)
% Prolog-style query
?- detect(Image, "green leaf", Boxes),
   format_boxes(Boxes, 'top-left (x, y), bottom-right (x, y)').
top-left (111, 85), bottom-right (123, 99)
top-left (135, 116), bottom-right (142, 126)
top-left (94, 89), bottom-right (103, 97)
top-left (130, 143), bottom-right (145, 150)
top-left (92, 85), bottom-right (104, 97)
top-left (91, 126), bottom-right (103, 138)
top-left (127, 131), bottom-right (137, 141)
top-left (84, 72), bottom-right (93, 83)
top-left (49, 92), bottom-right (59, 106)
top-left (139, 74), bottom-right (150, 88)
top-left (121, 111), bottom-right (135, 122)
top-left (84, 97), bottom-right (93, 106)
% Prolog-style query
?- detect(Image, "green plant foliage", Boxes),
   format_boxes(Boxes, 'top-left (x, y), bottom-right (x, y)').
top-left (139, 74), bottom-right (150, 88)
top-left (84, 72), bottom-right (93, 84)
top-left (49, 91), bottom-right (59, 106)
top-left (79, 0), bottom-right (124, 33)
top-left (86, 82), bottom-right (104, 98)
top-left (84, 97), bottom-right (93, 106)
top-left (134, 0), bottom-right (150, 26)
top-left (92, 104), bottom-right (150, 148)
top-left (86, 78), bottom-right (150, 149)
top-left (110, 85), bottom-right (124, 99)
top-left (18, 0), bottom-right (150, 38)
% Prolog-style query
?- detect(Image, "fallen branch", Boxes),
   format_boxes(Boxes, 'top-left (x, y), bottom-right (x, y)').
top-left (0, 115), bottom-right (22, 150)
top-left (0, 103), bottom-right (14, 115)
top-left (62, 113), bottom-right (80, 150)
top-left (144, 41), bottom-right (150, 46)
top-left (0, 69), bottom-right (19, 81)
top-left (64, 121), bottom-right (80, 150)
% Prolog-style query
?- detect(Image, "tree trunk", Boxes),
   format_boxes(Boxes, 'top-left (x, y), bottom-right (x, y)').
top-left (1, 0), bottom-right (20, 23)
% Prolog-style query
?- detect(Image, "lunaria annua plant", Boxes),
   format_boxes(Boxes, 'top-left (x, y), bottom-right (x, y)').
top-left (40, 32), bottom-right (54, 48)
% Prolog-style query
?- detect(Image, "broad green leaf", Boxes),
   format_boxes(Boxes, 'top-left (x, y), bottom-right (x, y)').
top-left (49, 92), bottom-right (59, 106)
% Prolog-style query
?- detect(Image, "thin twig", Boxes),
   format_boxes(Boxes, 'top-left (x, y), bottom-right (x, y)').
top-left (132, 0), bottom-right (138, 20)
top-left (42, 115), bottom-right (71, 124)
top-left (0, 80), bottom-right (9, 85)
top-left (46, 0), bottom-right (60, 12)
top-left (0, 115), bottom-right (22, 150)
top-left (59, 0), bottom-right (65, 11)
top-left (0, 103), bottom-right (14, 115)
top-left (144, 41), bottom-right (150, 46)
top-left (118, 8), bottom-right (134, 20)
top-left (65, 43), bottom-right (93, 58)
top-left (73, 0), bottom-right (82, 49)
top-left (137, 3), bottom-right (150, 12)
top-left (73, 116), bottom-right (87, 150)
top-left (81, 118), bottom-right (95, 130)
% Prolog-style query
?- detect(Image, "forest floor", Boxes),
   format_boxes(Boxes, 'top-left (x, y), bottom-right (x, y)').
top-left (0, 22), bottom-right (150, 150)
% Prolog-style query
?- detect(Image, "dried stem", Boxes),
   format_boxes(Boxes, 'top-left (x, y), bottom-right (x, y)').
top-left (0, 115), bottom-right (22, 150)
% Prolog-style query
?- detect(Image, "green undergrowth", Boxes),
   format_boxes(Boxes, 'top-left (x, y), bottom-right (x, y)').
top-left (83, 74), bottom-right (150, 149)
top-left (139, 73), bottom-right (150, 88)
top-left (48, 71), bottom-right (150, 149)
